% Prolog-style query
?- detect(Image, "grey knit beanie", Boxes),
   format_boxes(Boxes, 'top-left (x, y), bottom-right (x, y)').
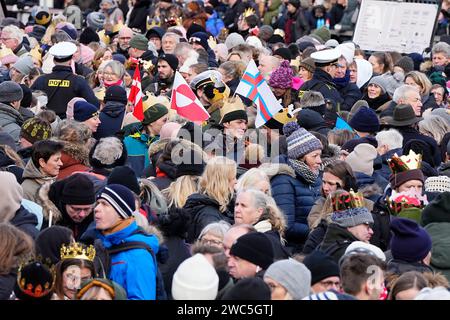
top-left (283, 122), bottom-right (323, 160)
top-left (225, 33), bottom-right (245, 50)
top-left (331, 207), bottom-right (374, 228)
top-left (264, 259), bottom-right (312, 300)
top-left (368, 76), bottom-right (387, 94)
top-left (12, 55), bottom-right (34, 76)
top-left (0, 81), bottom-right (23, 103)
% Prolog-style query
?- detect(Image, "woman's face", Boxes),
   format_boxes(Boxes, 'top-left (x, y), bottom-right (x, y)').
top-left (63, 265), bottom-right (82, 299)
top-left (39, 152), bottom-right (63, 177)
top-left (264, 277), bottom-right (288, 300)
top-left (271, 87), bottom-right (287, 98)
top-left (368, 55), bottom-right (384, 74)
top-left (395, 288), bottom-right (421, 300)
top-left (103, 66), bottom-right (120, 83)
top-left (299, 67), bottom-right (312, 81)
top-left (102, 50), bottom-right (113, 61)
top-left (322, 172), bottom-right (344, 197)
top-left (124, 72), bottom-right (132, 87)
top-left (404, 76), bottom-right (423, 95)
top-left (431, 86), bottom-right (445, 105)
top-left (367, 83), bottom-right (382, 98)
top-left (200, 232), bottom-right (224, 248)
top-left (234, 191), bottom-right (263, 225)
top-left (303, 149), bottom-right (322, 173)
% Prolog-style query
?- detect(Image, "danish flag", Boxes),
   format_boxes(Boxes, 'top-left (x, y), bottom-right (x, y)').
top-left (128, 62), bottom-right (144, 121)
top-left (171, 71), bottom-right (210, 124)
top-left (235, 60), bottom-right (283, 128)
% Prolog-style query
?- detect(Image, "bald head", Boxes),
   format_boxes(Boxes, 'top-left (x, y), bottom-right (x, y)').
top-left (258, 55), bottom-right (281, 80)
top-left (160, 121), bottom-right (182, 140)
top-left (223, 224), bottom-right (255, 258)
top-left (118, 27), bottom-right (133, 50)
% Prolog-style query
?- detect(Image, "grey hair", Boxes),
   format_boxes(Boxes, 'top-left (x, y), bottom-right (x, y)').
top-left (236, 168), bottom-right (271, 195)
top-left (419, 115), bottom-right (450, 144)
top-left (392, 84), bottom-right (419, 103)
top-left (432, 42), bottom-right (450, 58)
top-left (92, 137), bottom-right (123, 165)
top-left (104, 60), bottom-right (126, 79)
top-left (2, 25), bottom-right (24, 42)
top-left (376, 129), bottom-right (403, 151)
top-left (162, 32), bottom-right (181, 43)
top-left (174, 42), bottom-right (199, 61)
top-left (198, 221), bottom-right (231, 241)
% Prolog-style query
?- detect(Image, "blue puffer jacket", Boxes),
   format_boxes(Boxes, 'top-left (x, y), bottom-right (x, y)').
top-left (96, 221), bottom-right (159, 300)
top-left (270, 155), bottom-right (322, 248)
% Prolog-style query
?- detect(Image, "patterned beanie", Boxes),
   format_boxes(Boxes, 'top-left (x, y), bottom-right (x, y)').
top-left (331, 207), bottom-right (374, 228)
top-left (269, 60), bottom-right (294, 89)
top-left (20, 117), bottom-right (52, 144)
top-left (98, 184), bottom-right (136, 219)
top-left (283, 122), bottom-right (322, 160)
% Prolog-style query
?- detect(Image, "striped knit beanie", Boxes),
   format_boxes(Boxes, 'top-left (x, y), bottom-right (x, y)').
top-left (98, 184), bottom-right (136, 219)
top-left (283, 122), bottom-right (323, 160)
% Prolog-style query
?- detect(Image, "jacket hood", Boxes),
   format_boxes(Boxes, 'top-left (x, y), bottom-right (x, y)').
top-left (61, 141), bottom-right (90, 167)
top-left (0, 171), bottom-right (23, 222)
top-left (297, 109), bottom-right (328, 131)
top-left (38, 181), bottom-right (63, 223)
top-left (260, 161), bottom-right (296, 180)
top-left (23, 159), bottom-right (48, 180)
top-left (425, 222), bottom-right (450, 270)
top-left (102, 101), bottom-right (126, 118)
top-left (148, 138), bottom-right (169, 158)
top-left (9, 205), bottom-right (38, 229)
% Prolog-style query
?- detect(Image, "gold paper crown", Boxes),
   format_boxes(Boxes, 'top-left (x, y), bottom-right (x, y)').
top-left (387, 150), bottom-right (422, 174)
top-left (60, 242), bottom-right (96, 262)
top-left (242, 7), bottom-right (256, 18)
top-left (332, 190), bottom-right (365, 211)
top-left (147, 16), bottom-right (161, 30)
top-left (142, 92), bottom-right (170, 112)
top-left (220, 96), bottom-right (246, 119)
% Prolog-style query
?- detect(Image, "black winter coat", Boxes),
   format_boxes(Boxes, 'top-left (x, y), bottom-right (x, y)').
top-left (303, 219), bottom-right (328, 255)
top-left (95, 101), bottom-right (126, 139)
top-left (128, 0), bottom-right (151, 33)
top-left (319, 223), bottom-right (359, 263)
top-left (301, 69), bottom-right (344, 110)
top-left (10, 205), bottom-right (38, 239)
top-left (336, 81), bottom-right (362, 111)
top-left (183, 193), bottom-right (233, 243)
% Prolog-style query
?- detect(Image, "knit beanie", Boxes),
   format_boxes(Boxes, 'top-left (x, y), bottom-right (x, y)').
top-left (222, 277), bottom-right (271, 300)
top-left (229, 232), bottom-right (275, 270)
top-left (35, 226), bottom-right (73, 265)
top-left (172, 254), bottom-right (219, 300)
top-left (14, 261), bottom-right (55, 301)
top-left (74, 101), bottom-right (99, 122)
top-left (274, 47), bottom-right (292, 61)
top-left (389, 169), bottom-right (425, 190)
top-left (303, 250), bottom-right (340, 285)
top-left (264, 259), bottom-right (312, 300)
top-left (190, 31), bottom-right (209, 51)
top-left (77, 278), bottom-right (127, 300)
top-left (368, 76), bottom-right (387, 94)
top-left (283, 122), bottom-right (323, 160)
top-left (89, 137), bottom-right (127, 170)
top-left (390, 217), bottom-right (432, 263)
top-left (349, 106), bottom-right (380, 133)
top-left (86, 12), bottom-right (105, 31)
top-left (225, 33), bottom-right (245, 50)
top-left (425, 176), bottom-right (450, 194)
top-left (158, 54), bottom-right (179, 71)
top-left (20, 117), bottom-right (52, 144)
top-left (421, 192), bottom-right (450, 227)
top-left (142, 103), bottom-right (168, 126)
top-left (311, 26), bottom-right (331, 44)
top-left (345, 143), bottom-right (378, 176)
top-left (0, 81), bottom-right (23, 103)
top-left (60, 173), bottom-right (95, 205)
top-left (331, 207), bottom-right (374, 228)
top-left (58, 23), bottom-right (78, 41)
top-left (395, 56), bottom-right (415, 74)
top-left (269, 60), bottom-right (294, 89)
top-left (298, 57), bottom-right (316, 74)
top-left (129, 34), bottom-right (148, 51)
top-left (79, 27), bottom-right (100, 45)
top-left (104, 85), bottom-right (127, 104)
top-left (12, 55), bottom-right (34, 76)
top-left (107, 166), bottom-right (140, 195)
top-left (98, 184), bottom-right (136, 219)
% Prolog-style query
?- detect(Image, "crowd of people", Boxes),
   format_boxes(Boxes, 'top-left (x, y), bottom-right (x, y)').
top-left (0, 0), bottom-right (450, 301)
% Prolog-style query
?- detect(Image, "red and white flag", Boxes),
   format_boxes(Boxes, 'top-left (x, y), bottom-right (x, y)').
top-left (128, 62), bottom-right (144, 121)
top-left (170, 71), bottom-right (210, 124)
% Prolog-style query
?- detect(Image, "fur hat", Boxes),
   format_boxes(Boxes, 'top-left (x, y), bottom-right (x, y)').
top-left (299, 90), bottom-right (324, 108)
top-left (172, 254), bottom-right (219, 300)
top-left (98, 184), bottom-right (136, 219)
top-left (89, 137), bottom-right (127, 170)
top-left (269, 60), bottom-right (294, 89)
top-left (264, 259), bottom-right (312, 299)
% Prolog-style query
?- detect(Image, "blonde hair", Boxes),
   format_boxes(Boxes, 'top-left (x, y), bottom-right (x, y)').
top-left (418, 115), bottom-right (450, 144)
top-left (238, 188), bottom-right (286, 236)
top-left (405, 71), bottom-right (432, 95)
top-left (236, 168), bottom-right (271, 195)
top-left (0, 145), bottom-right (25, 168)
top-left (199, 156), bottom-right (236, 212)
top-left (164, 175), bottom-right (200, 208)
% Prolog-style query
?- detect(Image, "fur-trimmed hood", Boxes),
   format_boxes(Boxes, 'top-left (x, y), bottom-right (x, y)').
top-left (148, 138), bottom-right (170, 158)
top-left (60, 140), bottom-right (90, 166)
top-left (38, 181), bottom-right (63, 224)
top-left (259, 162), bottom-right (296, 180)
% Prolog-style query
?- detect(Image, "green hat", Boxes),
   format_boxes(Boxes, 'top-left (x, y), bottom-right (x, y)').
top-left (129, 34), bottom-right (148, 51)
top-left (142, 103), bottom-right (168, 126)
top-left (77, 278), bottom-right (127, 300)
top-left (311, 26), bottom-right (331, 44)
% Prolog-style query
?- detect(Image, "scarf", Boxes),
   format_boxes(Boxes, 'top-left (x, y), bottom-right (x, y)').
top-left (288, 158), bottom-right (319, 185)
top-left (333, 70), bottom-right (351, 89)
top-left (104, 79), bottom-right (124, 88)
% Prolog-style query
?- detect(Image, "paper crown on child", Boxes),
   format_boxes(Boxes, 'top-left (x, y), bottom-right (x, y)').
top-left (332, 190), bottom-right (365, 212)
top-left (388, 150), bottom-right (422, 174)
top-left (15, 258), bottom-right (55, 300)
top-left (60, 242), bottom-right (96, 262)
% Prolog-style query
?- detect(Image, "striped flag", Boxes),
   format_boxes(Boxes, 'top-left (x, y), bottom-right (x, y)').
top-left (128, 63), bottom-right (144, 121)
top-left (235, 60), bottom-right (283, 128)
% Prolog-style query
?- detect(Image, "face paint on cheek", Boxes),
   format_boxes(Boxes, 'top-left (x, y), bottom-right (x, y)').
top-left (64, 265), bottom-right (82, 291)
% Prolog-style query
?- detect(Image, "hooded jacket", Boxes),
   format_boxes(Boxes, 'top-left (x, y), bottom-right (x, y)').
top-left (270, 156), bottom-right (322, 250)
top-left (0, 101), bottom-right (23, 146)
top-left (21, 160), bottom-right (56, 204)
top-left (319, 223), bottom-right (359, 263)
top-left (97, 220), bottom-right (159, 300)
top-left (95, 101), bottom-right (126, 140)
top-left (57, 141), bottom-right (91, 180)
top-left (183, 193), bottom-right (234, 244)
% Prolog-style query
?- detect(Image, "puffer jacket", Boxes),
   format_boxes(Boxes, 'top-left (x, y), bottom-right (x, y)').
top-left (95, 101), bottom-right (126, 140)
top-left (423, 222), bottom-right (450, 282)
top-left (183, 193), bottom-right (234, 244)
top-left (96, 220), bottom-right (159, 300)
top-left (270, 155), bottom-right (322, 250)
top-left (0, 102), bottom-right (23, 146)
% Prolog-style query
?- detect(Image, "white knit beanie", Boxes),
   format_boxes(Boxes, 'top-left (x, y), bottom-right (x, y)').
top-left (172, 254), bottom-right (219, 300)
top-left (345, 143), bottom-right (378, 176)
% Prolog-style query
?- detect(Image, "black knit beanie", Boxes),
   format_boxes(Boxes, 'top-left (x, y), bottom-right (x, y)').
top-left (60, 173), bottom-right (96, 205)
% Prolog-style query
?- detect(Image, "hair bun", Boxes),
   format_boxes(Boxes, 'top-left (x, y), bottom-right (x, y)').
top-left (282, 121), bottom-right (300, 137)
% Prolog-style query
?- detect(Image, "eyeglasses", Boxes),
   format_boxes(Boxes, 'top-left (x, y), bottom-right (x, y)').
top-left (119, 37), bottom-right (131, 40)
top-left (67, 205), bottom-right (94, 214)
top-left (200, 238), bottom-right (223, 246)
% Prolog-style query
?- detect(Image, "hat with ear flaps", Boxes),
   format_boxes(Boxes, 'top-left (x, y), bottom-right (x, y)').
top-left (220, 96), bottom-right (248, 124)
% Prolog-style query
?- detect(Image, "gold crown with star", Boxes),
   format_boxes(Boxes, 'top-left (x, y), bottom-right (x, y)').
top-left (387, 150), bottom-right (422, 174)
top-left (242, 7), bottom-right (256, 18)
top-left (60, 242), bottom-right (96, 262)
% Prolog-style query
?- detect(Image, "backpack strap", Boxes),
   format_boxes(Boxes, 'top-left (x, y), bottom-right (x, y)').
top-left (107, 241), bottom-right (156, 261)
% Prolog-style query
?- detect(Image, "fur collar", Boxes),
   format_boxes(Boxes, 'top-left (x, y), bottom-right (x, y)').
top-left (260, 163), bottom-right (296, 180)
top-left (148, 138), bottom-right (170, 158)
top-left (38, 182), bottom-right (62, 224)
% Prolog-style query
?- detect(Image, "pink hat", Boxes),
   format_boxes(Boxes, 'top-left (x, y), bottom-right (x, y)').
top-left (269, 60), bottom-right (294, 89)
top-left (1, 54), bottom-right (18, 66)
top-left (79, 44), bottom-right (95, 65)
